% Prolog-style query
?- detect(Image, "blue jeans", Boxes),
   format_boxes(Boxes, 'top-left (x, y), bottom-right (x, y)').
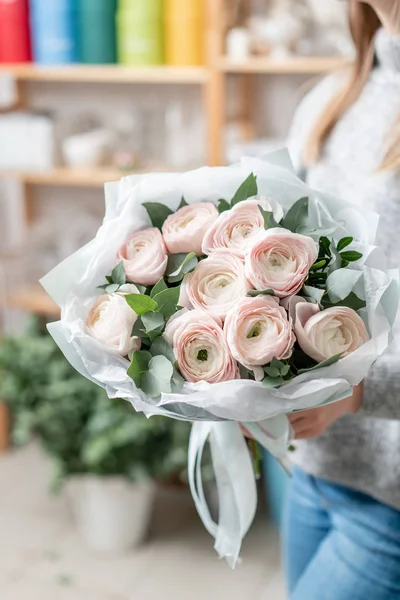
top-left (283, 467), bottom-right (400, 600)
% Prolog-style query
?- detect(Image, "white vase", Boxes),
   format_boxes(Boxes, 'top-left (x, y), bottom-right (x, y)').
top-left (65, 475), bottom-right (156, 555)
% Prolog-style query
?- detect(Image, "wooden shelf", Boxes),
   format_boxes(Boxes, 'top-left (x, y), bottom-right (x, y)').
top-left (219, 55), bottom-right (350, 74)
top-left (2, 286), bottom-right (59, 317)
top-left (0, 64), bottom-right (208, 85)
top-left (0, 166), bottom-right (141, 187)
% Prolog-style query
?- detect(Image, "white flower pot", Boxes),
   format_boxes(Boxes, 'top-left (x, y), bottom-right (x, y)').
top-left (65, 475), bottom-right (156, 555)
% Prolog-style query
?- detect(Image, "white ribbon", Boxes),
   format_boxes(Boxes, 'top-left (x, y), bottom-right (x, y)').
top-left (188, 415), bottom-right (291, 568)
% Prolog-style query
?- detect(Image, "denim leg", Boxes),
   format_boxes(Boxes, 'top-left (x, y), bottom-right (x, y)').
top-left (283, 467), bottom-right (331, 595)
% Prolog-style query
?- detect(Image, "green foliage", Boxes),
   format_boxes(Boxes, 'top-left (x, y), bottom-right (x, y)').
top-left (167, 252), bottom-right (198, 284)
top-left (143, 202), bottom-right (173, 231)
top-left (178, 197), bottom-right (188, 209)
top-left (258, 206), bottom-right (280, 230)
top-left (281, 197), bottom-right (309, 232)
top-left (125, 293), bottom-right (158, 316)
top-left (231, 173), bottom-right (258, 206)
top-left (0, 321), bottom-right (193, 489)
top-left (247, 289), bottom-right (275, 297)
top-left (217, 199), bottom-right (231, 213)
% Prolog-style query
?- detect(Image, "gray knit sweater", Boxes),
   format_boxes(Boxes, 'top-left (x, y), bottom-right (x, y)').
top-left (288, 28), bottom-right (400, 510)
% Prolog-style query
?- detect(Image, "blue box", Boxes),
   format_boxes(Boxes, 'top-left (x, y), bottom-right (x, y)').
top-left (30, 1), bottom-right (79, 64)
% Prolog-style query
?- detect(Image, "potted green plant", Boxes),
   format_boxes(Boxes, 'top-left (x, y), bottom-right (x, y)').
top-left (0, 321), bottom-right (192, 554)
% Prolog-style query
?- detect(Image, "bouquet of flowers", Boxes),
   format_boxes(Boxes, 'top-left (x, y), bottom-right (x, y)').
top-left (42, 151), bottom-right (399, 567)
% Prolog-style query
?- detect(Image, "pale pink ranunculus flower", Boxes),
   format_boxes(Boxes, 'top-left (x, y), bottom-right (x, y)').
top-left (201, 196), bottom-right (284, 257)
top-left (225, 295), bottom-right (295, 380)
top-left (162, 202), bottom-right (219, 255)
top-left (165, 309), bottom-right (238, 384)
top-left (86, 293), bottom-right (141, 356)
top-left (294, 302), bottom-right (369, 363)
top-left (117, 228), bottom-right (168, 286)
top-left (179, 251), bottom-right (253, 319)
top-left (245, 228), bottom-right (318, 298)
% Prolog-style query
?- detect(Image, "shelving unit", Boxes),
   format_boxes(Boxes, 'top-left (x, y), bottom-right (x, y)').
top-left (218, 55), bottom-right (350, 74)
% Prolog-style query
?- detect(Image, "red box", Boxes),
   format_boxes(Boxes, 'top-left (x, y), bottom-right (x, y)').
top-left (0, 0), bottom-right (31, 63)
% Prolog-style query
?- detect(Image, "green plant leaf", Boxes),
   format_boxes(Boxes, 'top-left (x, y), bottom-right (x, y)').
top-left (178, 197), bottom-right (188, 209)
top-left (141, 355), bottom-right (174, 398)
top-left (172, 364), bottom-right (185, 388)
top-left (105, 275), bottom-right (113, 284)
top-left (127, 350), bottom-right (152, 387)
top-left (106, 283), bottom-right (120, 294)
top-left (340, 250), bottom-right (363, 263)
top-left (322, 291), bottom-right (366, 311)
top-left (150, 335), bottom-right (175, 363)
top-left (150, 278), bottom-right (168, 298)
top-left (125, 294), bottom-right (158, 316)
top-left (167, 252), bottom-right (198, 283)
top-left (298, 353), bottom-right (342, 375)
top-left (262, 376), bottom-right (284, 388)
top-left (143, 202), bottom-right (173, 231)
top-left (303, 285), bottom-right (325, 304)
top-left (258, 206), bottom-right (280, 230)
top-left (131, 318), bottom-right (148, 339)
top-left (310, 259), bottom-right (328, 271)
top-left (270, 357), bottom-right (285, 370)
top-left (231, 173), bottom-right (258, 206)
top-left (142, 311), bottom-right (165, 333)
top-left (264, 366), bottom-right (280, 378)
top-left (337, 237), bottom-right (353, 252)
top-left (152, 286), bottom-right (181, 319)
top-left (247, 289), bottom-right (275, 297)
top-left (280, 364), bottom-right (290, 377)
top-left (319, 236), bottom-right (332, 257)
top-left (281, 197), bottom-right (309, 232)
top-left (111, 261), bottom-right (126, 286)
top-left (131, 283), bottom-right (147, 294)
top-left (218, 198), bottom-right (231, 213)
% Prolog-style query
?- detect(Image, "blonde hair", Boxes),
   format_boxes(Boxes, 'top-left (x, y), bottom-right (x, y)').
top-left (306, 0), bottom-right (400, 171)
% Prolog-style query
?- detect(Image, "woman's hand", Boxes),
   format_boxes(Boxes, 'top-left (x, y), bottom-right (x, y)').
top-left (288, 384), bottom-right (363, 440)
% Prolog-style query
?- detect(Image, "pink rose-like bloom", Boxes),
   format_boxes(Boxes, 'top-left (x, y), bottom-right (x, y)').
top-left (117, 228), bottom-right (168, 286)
top-left (162, 202), bottom-right (219, 255)
top-left (202, 197), bottom-right (284, 257)
top-left (225, 295), bottom-right (295, 380)
top-left (245, 228), bottom-right (318, 298)
top-left (165, 309), bottom-right (238, 384)
top-left (179, 252), bottom-right (253, 319)
top-left (86, 292), bottom-right (141, 356)
top-left (294, 302), bottom-right (369, 363)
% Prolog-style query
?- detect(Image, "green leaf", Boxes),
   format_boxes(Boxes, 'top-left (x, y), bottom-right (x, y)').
top-left (106, 283), bottom-right (120, 294)
top-left (152, 286), bottom-right (181, 319)
top-left (111, 261), bottom-right (126, 286)
top-left (303, 285), bottom-right (325, 304)
top-left (141, 355), bottom-right (174, 398)
top-left (132, 283), bottom-right (147, 294)
top-left (298, 353), bottom-right (342, 375)
top-left (258, 206), bottom-right (280, 230)
top-left (270, 357), bottom-right (285, 370)
top-left (262, 376), bottom-right (284, 388)
top-left (282, 197), bottom-right (309, 232)
top-left (105, 275), bottom-right (113, 284)
top-left (178, 197), bottom-right (188, 209)
top-left (172, 364), bottom-right (185, 388)
top-left (143, 202), bottom-right (173, 231)
top-left (150, 278), bottom-right (168, 298)
top-left (319, 236), bottom-right (332, 257)
top-left (231, 173), bottom-right (258, 206)
top-left (322, 291), bottom-right (366, 311)
top-left (310, 260), bottom-right (327, 272)
top-left (264, 366), bottom-right (280, 378)
top-left (218, 198), bottom-right (231, 213)
top-left (247, 289), bottom-right (275, 297)
top-left (131, 318), bottom-right (148, 339)
top-left (281, 364), bottom-right (290, 377)
top-left (125, 294), bottom-right (158, 316)
top-left (142, 312), bottom-right (165, 332)
top-left (150, 335), bottom-right (175, 363)
top-left (127, 350), bottom-right (152, 387)
top-left (340, 250), bottom-right (363, 263)
top-left (337, 237), bottom-right (353, 252)
top-left (167, 252), bottom-right (198, 283)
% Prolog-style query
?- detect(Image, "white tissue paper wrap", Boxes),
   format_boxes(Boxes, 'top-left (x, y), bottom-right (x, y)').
top-left (41, 151), bottom-right (399, 567)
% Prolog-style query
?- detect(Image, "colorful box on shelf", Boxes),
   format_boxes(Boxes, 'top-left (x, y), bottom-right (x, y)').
top-left (165, 0), bottom-right (204, 66)
top-left (78, 0), bottom-right (116, 65)
top-left (0, 0), bottom-right (31, 63)
top-left (117, 0), bottom-right (164, 66)
top-left (29, 0), bottom-right (79, 64)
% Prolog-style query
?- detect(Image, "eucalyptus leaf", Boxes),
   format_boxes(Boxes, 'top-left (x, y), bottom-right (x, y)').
top-left (303, 285), bottom-right (325, 304)
top-left (168, 252), bottom-right (198, 283)
top-left (178, 197), bottom-right (188, 209)
top-left (262, 376), bottom-right (284, 388)
top-left (258, 206), bottom-right (280, 230)
top-left (105, 275), bottom-right (113, 284)
top-left (106, 283), bottom-right (120, 294)
top-left (281, 197), bottom-right (309, 233)
top-left (150, 335), bottom-right (175, 363)
top-left (132, 283), bottom-right (147, 294)
top-left (127, 350), bottom-right (152, 387)
top-left (280, 364), bottom-right (290, 377)
top-left (322, 291), bottom-right (366, 311)
top-left (298, 353), bottom-right (342, 375)
top-left (150, 278), bottom-right (168, 298)
top-left (125, 294), bottom-right (158, 316)
top-left (172, 365), bottom-right (185, 388)
top-left (111, 261), bottom-right (126, 286)
top-left (141, 311), bottom-right (165, 332)
top-left (264, 366), bottom-right (280, 378)
top-left (143, 202), bottom-right (173, 231)
top-left (218, 198), bottom-right (231, 213)
top-left (152, 286), bottom-right (181, 319)
top-left (270, 357), bottom-right (285, 370)
top-left (141, 355), bottom-right (174, 398)
top-left (231, 173), bottom-right (258, 206)
top-left (337, 237), bottom-right (353, 252)
top-left (131, 318), bottom-right (148, 339)
top-left (247, 289), bottom-right (275, 297)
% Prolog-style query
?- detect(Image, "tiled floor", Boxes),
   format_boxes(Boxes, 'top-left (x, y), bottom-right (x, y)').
top-left (0, 443), bottom-right (286, 600)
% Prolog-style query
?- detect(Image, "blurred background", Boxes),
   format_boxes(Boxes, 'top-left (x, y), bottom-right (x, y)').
top-left (0, 1), bottom-right (352, 599)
